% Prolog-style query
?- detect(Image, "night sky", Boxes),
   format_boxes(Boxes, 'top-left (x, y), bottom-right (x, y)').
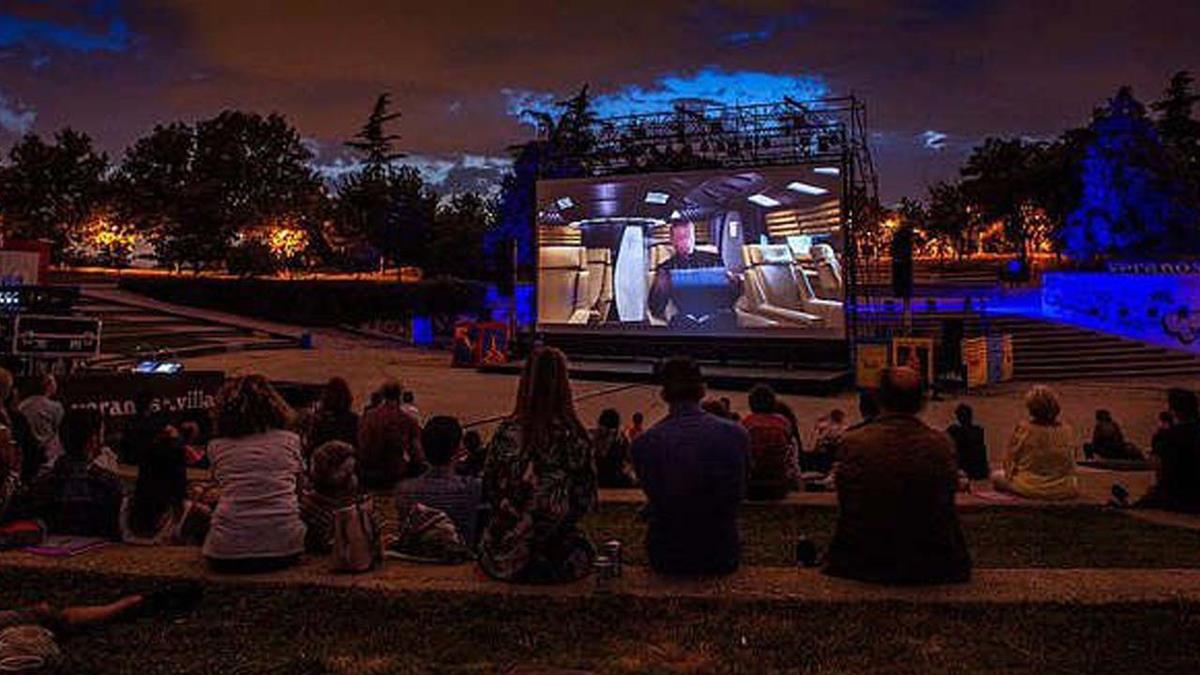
top-left (1, 1), bottom-right (1197, 200)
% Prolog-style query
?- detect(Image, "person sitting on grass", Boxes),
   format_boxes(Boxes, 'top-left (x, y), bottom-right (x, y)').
top-left (946, 404), bottom-right (989, 480)
top-left (120, 427), bottom-right (210, 546)
top-left (741, 384), bottom-right (795, 501)
top-left (203, 375), bottom-right (306, 573)
top-left (300, 440), bottom-right (386, 554)
top-left (992, 385), bottom-right (1079, 501)
top-left (632, 357), bottom-right (748, 576)
top-left (304, 377), bottom-right (359, 458)
top-left (397, 416), bottom-right (482, 547)
top-left (455, 429), bottom-right (485, 478)
top-left (1084, 409), bottom-right (1142, 461)
top-left (357, 380), bottom-right (424, 489)
top-left (0, 427), bottom-right (20, 524)
top-left (824, 367), bottom-right (971, 585)
top-left (625, 411), bottom-right (646, 443)
top-left (17, 374), bottom-right (64, 478)
top-left (19, 408), bottom-right (124, 539)
top-left (592, 408), bottom-right (635, 488)
top-left (479, 347), bottom-right (597, 583)
top-left (0, 594), bottom-right (144, 670)
top-left (1135, 388), bottom-right (1200, 513)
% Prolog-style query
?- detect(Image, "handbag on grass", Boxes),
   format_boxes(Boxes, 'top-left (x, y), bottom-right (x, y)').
top-left (332, 496), bottom-right (382, 573)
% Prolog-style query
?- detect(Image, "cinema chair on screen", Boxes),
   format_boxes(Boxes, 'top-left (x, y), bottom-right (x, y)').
top-left (538, 246), bottom-right (592, 324)
top-left (584, 248), bottom-right (614, 322)
top-left (810, 243), bottom-right (843, 299)
top-left (740, 244), bottom-right (841, 327)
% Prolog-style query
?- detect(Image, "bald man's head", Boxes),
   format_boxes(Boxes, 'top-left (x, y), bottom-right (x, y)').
top-left (878, 367), bottom-right (924, 415)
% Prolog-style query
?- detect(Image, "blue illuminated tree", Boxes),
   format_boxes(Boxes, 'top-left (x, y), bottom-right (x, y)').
top-left (1062, 87), bottom-right (1199, 259)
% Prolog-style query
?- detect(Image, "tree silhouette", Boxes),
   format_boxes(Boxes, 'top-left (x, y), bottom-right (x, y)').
top-left (0, 128), bottom-right (110, 260)
top-left (345, 93), bottom-right (405, 179)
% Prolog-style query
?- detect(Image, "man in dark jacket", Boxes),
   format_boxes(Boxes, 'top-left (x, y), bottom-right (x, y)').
top-left (1137, 389), bottom-right (1200, 513)
top-left (824, 367), bottom-right (971, 584)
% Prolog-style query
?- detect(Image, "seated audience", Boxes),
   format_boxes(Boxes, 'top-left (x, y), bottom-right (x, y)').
top-left (824, 367), bottom-right (970, 584)
top-left (1137, 388), bottom-right (1200, 513)
top-left (357, 380), bottom-right (424, 489)
top-left (719, 397), bottom-right (740, 422)
top-left (203, 375), bottom-right (306, 573)
top-left (18, 374), bottom-right (64, 477)
top-left (632, 357), bottom-right (748, 576)
top-left (946, 404), bottom-right (990, 480)
top-left (625, 412), bottom-right (646, 443)
top-left (300, 440), bottom-right (385, 554)
top-left (397, 416), bottom-right (482, 546)
top-left (479, 347), bottom-right (597, 582)
top-left (741, 384), bottom-right (795, 501)
top-left (1084, 409), bottom-right (1142, 461)
top-left (120, 428), bottom-right (211, 546)
top-left (304, 377), bottom-right (359, 457)
top-left (0, 368), bottom-right (34, 485)
top-left (856, 389), bottom-right (881, 425)
top-left (20, 409), bottom-right (124, 539)
top-left (774, 400), bottom-right (804, 477)
top-left (455, 429), bottom-right (485, 478)
top-left (401, 390), bottom-right (421, 421)
top-left (0, 428), bottom-right (19, 523)
top-left (806, 409), bottom-right (847, 475)
top-left (119, 391), bottom-right (170, 466)
top-left (992, 385), bottom-right (1079, 500)
top-left (592, 408), bottom-right (635, 488)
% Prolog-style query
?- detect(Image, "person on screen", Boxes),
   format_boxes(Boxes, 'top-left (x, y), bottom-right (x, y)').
top-left (647, 219), bottom-right (741, 331)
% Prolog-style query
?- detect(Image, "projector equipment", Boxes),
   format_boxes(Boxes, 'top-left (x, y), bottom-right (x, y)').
top-left (8, 314), bottom-right (102, 358)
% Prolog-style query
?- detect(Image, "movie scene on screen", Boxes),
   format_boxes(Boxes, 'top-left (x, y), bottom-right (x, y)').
top-left (535, 166), bottom-right (846, 338)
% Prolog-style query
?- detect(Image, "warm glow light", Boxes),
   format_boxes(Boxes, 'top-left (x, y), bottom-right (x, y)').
top-left (266, 224), bottom-right (308, 259)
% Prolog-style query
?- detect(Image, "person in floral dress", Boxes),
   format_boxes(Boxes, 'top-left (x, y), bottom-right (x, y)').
top-left (479, 347), bottom-right (597, 583)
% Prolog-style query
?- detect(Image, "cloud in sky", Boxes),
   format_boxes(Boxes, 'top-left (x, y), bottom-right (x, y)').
top-left (0, 3), bottom-right (133, 54)
top-left (504, 67), bottom-right (829, 124)
top-left (0, 89), bottom-right (36, 135)
top-left (921, 130), bottom-right (949, 150)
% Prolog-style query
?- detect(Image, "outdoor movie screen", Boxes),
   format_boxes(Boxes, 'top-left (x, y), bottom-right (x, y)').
top-left (535, 165), bottom-right (846, 338)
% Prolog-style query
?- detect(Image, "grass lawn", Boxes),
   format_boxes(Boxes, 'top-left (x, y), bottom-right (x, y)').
top-left (3, 567), bottom-right (1200, 674)
top-left (582, 504), bottom-right (1200, 568)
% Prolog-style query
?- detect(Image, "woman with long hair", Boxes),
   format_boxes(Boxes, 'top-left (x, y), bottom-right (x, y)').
top-left (120, 429), bottom-right (210, 546)
top-left (305, 377), bottom-right (359, 458)
top-left (479, 347), bottom-right (597, 582)
top-left (202, 375), bottom-right (307, 572)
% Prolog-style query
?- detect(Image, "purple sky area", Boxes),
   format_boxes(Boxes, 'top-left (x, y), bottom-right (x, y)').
top-left (1, 0), bottom-right (1198, 201)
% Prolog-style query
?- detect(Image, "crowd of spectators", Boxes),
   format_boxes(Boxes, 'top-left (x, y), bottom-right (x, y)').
top-left (0, 353), bottom-right (1198, 592)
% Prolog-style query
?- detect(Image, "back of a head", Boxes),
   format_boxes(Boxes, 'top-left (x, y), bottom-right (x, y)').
top-left (659, 356), bottom-right (704, 405)
top-left (380, 380), bottom-right (403, 403)
top-left (62, 407), bottom-right (103, 460)
top-left (878, 367), bottom-right (924, 416)
top-left (830, 408), bottom-right (846, 424)
top-left (0, 367), bottom-right (13, 403)
top-left (321, 377), bottom-right (353, 415)
top-left (632, 412), bottom-right (644, 425)
top-left (748, 384), bottom-right (777, 415)
top-left (309, 441), bottom-right (359, 497)
top-left (215, 374), bottom-right (295, 438)
top-left (422, 415), bottom-right (463, 466)
top-left (1024, 385), bottom-right (1061, 425)
top-left (1095, 409), bottom-right (1112, 422)
top-left (858, 389), bottom-right (881, 421)
top-left (597, 408), bottom-right (620, 430)
top-left (462, 429), bottom-right (482, 452)
top-left (954, 403), bottom-right (973, 425)
top-left (515, 347), bottom-right (582, 447)
top-left (1168, 388), bottom-right (1200, 421)
top-left (402, 390), bottom-right (414, 404)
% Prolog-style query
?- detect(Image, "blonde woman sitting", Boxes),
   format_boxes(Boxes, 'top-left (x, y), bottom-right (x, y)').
top-left (992, 385), bottom-right (1079, 500)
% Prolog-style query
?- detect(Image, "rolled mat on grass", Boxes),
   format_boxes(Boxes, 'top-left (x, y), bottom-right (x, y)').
top-left (4, 567), bottom-right (1200, 674)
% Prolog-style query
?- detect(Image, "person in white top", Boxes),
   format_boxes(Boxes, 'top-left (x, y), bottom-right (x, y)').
top-left (202, 375), bottom-right (306, 573)
top-left (17, 374), bottom-right (64, 475)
